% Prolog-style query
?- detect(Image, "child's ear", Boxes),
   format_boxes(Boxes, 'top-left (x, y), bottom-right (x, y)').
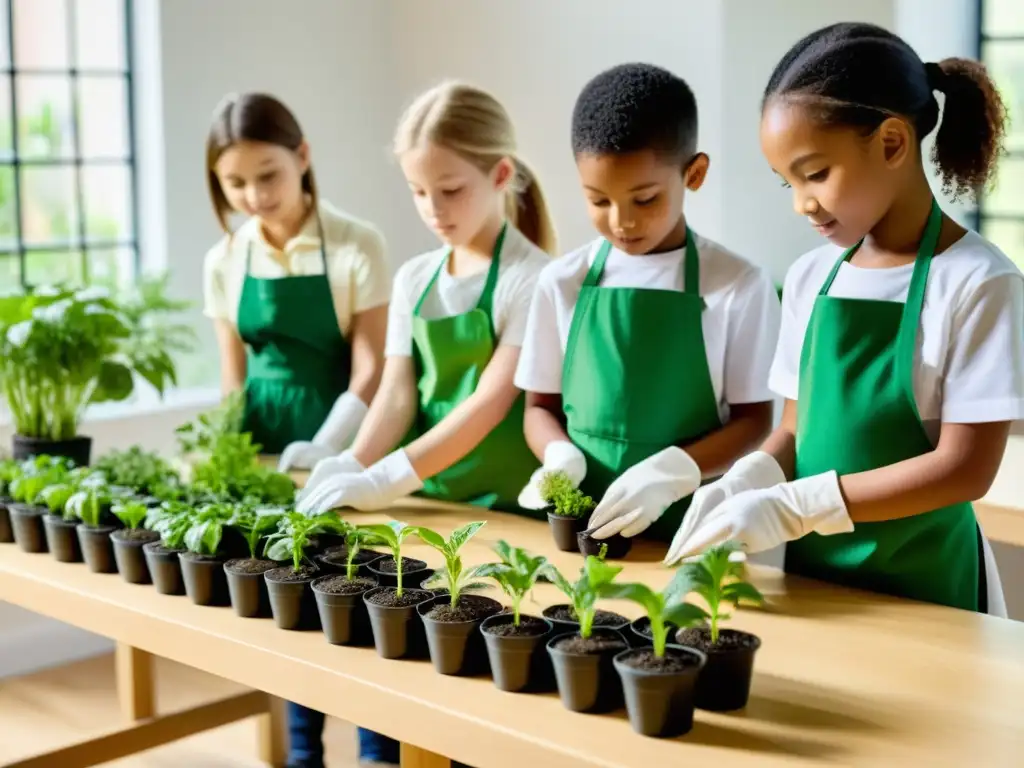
top-left (493, 157), bottom-right (516, 191)
top-left (684, 153), bottom-right (710, 191)
top-left (296, 141), bottom-right (312, 174)
top-left (875, 117), bottom-right (912, 170)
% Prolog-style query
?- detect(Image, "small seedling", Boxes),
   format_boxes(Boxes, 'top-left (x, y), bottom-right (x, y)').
top-left (677, 542), bottom-right (764, 644)
top-left (476, 540), bottom-right (548, 627)
top-left (0, 459), bottom-right (18, 498)
top-left (540, 470), bottom-right (594, 520)
top-left (342, 528), bottom-right (382, 581)
top-left (414, 521), bottom-right (488, 608)
top-left (111, 499), bottom-right (151, 531)
top-left (182, 502), bottom-right (235, 557)
top-left (231, 505), bottom-right (286, 560)
top-left (147, 500), bottom-right (193, 550)
top-left (355, 521), bottom-right (420, 596)
top-left (39, 483), bottom-right (77, 519)
top-left (545, 547), bottom-right (623, 638)
top-left (66, 478), bottom-right (130, 528)
top-left (265, 511), bottom-right (349, 572)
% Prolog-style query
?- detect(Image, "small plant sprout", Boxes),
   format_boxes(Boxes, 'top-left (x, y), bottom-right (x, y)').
top-left (39, 482), bottom-right (77, 519)
top-left (182, 502), bottom-right (235, 557)
top-left (111, 499), bottom-right (150, 530)
top-left (545, 547), bottom-right (623, 638)
top-left (413, 521), bottom-right (488, 608)
top-left (678, 542), bottom-right (764, 644)
top-left (540, 470), bottom-right (595, 520)
top-left (355, 521), bottom-right (421, 597)
top-left (265, 511), bottom-right (348, 572)
top-left (147, 500), bottom-right (192, 550)
top-left (67, 479), bottom-right (130, 528)
top-left (343, 527), bottom-right (382, 581)
top-left (231, 505), bottom-right (286, 560)
top-left (476, 540), bottom-right (548, 627)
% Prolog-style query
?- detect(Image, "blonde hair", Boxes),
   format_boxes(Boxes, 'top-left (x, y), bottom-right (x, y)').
top-left (393, 81), bottom-right (557, 255)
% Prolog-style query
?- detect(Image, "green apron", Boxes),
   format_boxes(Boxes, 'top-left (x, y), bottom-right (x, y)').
top-left (237, 216), bottom-right (351, 453)
top-left (562, 231), bottom-right (722, 542)
top-left (407, 224), bottom-right (540, 512)
top-left (786, 201), bottom-right (984, 611)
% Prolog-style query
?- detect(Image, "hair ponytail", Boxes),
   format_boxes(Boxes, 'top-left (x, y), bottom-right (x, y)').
top-left (506, 158), bottom-right (557, 255)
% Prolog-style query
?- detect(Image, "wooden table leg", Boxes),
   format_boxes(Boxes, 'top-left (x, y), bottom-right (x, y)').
top-left (115, 643), bottom-right (155, 722)
top-left (400, 742), bottom-right (451, 768)
top-left (256, 694), bottom-right (288, 767)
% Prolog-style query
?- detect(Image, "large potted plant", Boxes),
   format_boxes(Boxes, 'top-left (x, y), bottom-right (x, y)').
top-left (0, 279), bottom-right (192, 464)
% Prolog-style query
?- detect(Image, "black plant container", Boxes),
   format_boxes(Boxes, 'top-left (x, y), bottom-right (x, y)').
top-left (10, 503), bottom-right (48, 553)
top-left (12, 434), bottom-right (91, 467)
top-left (42, 515), bottom-right (82, 562)
top-left (0, 497), bottom-right (13, 543)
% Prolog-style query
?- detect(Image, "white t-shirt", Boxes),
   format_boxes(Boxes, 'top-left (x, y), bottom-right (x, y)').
top-left (769, 230), bottom-right (1024, 441)
top-left (514, 235), bottom-right (781, 421)
top-left (203, 199), bottom-right (391, 336)
top-left (385, 225), bottom-right (549, 356)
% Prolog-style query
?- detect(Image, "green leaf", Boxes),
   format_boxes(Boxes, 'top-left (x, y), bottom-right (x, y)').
top-left (663, 602), bottom-right (711, 629)
top-left (543, 564), bottom-right (573, 597)
top-left (448, 521), bottom-right (486, 552)
top-left (411, 526), bottom-right (446, 552)
top-left (598, 581), bottom-right (662, 617)
top-left (721, 581), bottom-right (764, 607)
top-left (202, 520), bottom-right (224, 555)
top-left (90, 361), bottom-right (134, 403)
top-left (265, 536), bottom-right (293, 562)
top-left (663, 567), bottom-right (698, 605)
top-left (584, 556), bottom-right (623, 590)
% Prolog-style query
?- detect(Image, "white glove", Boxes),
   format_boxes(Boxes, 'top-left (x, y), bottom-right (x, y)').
top-left (664, 451), bottom-right (786, 565)
top-left (296, 449), bottom-right (423, 515)
top-left (667, 470), bottom-right (854, 561)
top-left (517, 440), bottom-right (587, 510)
top-left (277, 392), bottom-right (368, 472)
top-left (295, 450), bottom-right (364, 505)
top-left (586, 447), bottom-right (701, 539)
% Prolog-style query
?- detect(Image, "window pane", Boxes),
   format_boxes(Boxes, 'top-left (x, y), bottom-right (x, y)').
top-left (982, 219), bottom-right (1024, 270)
top-left (87, 245), bottom-right (133, 286)
top-left (74, 0), bottom-right (125, 70)
top-left (16, 75), bottom-right (75, 160)
top-left (82, 163), bottom-right (131, 241)
top-left (78, 77), bottom-right (127, 157)
top-left (25, 249), bottom-right (84, 289)
top-left (983, 40), bottom-right (1024, 153)
top-left (19, 166), bottom-right (79, 246)
top-left (0, 2), bottom-right (10, 69)
top-left (0, 254), bottom-right (19, 292)
top-left (13, 0), bottom-right (69, 69)
top-left (0, 76), bottom-right (12, 162)
top-left (0, 165), bottom-right (17, 250)
top-left (984, 0), bottom-right (1024, 36)
top-left (985, 157), bottom-right (1024, 217)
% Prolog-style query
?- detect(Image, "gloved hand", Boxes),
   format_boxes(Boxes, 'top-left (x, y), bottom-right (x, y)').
top-left (666, 470), bottom-right (853, 561)
top-left (664, 451), bottom-right (787, 565)
top-left (295, 450), bottom-right (364, 505)
top-left (277, 392), bottom-right (368, 472)
top-left (586, 447), bottom-right (701, 539)
top-left (517, 440), bottom-right (587, 510)
top-left (296, 449), bottom-right (423, 515)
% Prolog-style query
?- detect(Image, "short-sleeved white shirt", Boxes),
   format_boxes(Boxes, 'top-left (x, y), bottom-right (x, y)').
top-left (385, 225), bottom-right (549, 357)
top-left (514, 235), bottom-right (781, 422)
top-left (203, 199), bottom-right (390, 336)
top-left (769, 230), bottom-right (1024, 442)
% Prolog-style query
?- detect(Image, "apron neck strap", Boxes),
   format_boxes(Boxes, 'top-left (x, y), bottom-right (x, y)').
top-left (244, 212), bottom-right (327, 275)
top-left (414, 221), bottom-right (508, 318)
top-left (587, 228), bottom-right (700, 294)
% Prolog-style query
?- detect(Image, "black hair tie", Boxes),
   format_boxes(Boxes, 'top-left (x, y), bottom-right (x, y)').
top-left (924, 62), bottom-right (946, 91)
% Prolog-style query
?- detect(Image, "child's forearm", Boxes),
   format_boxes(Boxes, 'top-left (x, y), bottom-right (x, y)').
top-left (682, 401), bottom-right (774, 478)
top-left (524, 392), bottom-right (570, 461)
top-left (350, 358), bottom-right (418, 467)
top-left (758, 398), bottom-right (797, 479)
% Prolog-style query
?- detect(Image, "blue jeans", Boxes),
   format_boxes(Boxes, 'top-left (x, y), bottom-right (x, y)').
top-left (287, 702), bottom-right (400, 766)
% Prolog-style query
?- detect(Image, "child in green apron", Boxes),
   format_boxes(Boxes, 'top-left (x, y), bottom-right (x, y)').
top-left (297, 82), bottom-right (554, 523)
top-left (515, 63), bottom-right (781, 544)
top-left (203, 92), bottom-right (390, 768)
top-left (665, 23), bottom-right (1020, 617)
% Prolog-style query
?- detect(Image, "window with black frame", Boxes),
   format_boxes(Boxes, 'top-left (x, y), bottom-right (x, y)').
top-left (978, 0), bottom-right (1024, 268)
top-left (0, 0), bottom-right (137, 291)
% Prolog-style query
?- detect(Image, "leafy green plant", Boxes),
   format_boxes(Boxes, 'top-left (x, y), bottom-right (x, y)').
top-left (9, 455), bottom-right (73, 505)
top-left (147, 500), bottom-right (193, 550)
top-left (39, 482), bottom-right (77, 519)
top-left (540, 470), bottom-right (595, 519)
top-left (265, 511), bottom-right (349, 572)
top-left (111, 499), bottom-right (151, 530)
top-left (476, 540), bottom-right (549, 627)
top-left (182, 502), bottom-right (236, 557)
top-left (545, 548), bottom-right (622, 639)
top-left (231, 505), bottom-right (286, 560)
top-left (94, 446), bottom-right (179, 495)
top-left (67, 478), bottom-right (131, 528)
top-left (0, 458), bottom-right (17, 498)
top-left (355, 521), bottom-right (422, 596)
top-left (340, 528), bottom-right (382, 580)
top-left (674, 542), bottom-right (764, 644)
top-left (414, 521), bottom-right (488, 607)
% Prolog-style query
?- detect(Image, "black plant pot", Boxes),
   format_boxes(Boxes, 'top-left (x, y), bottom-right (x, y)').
top-left (315, 549), bottom-right (381, 578)
top-left (577, 530), bottom-right (633, 560)
top-left (112, 529), bottom-right (160, 584)
top-left (143, 543), bottom-right (185, 595)
top-left (0, 498), bottom-right (13, 543)
top-left (77, 524), bottom-right (117, 573)
top-left (630, 617), bottom-right (679, 649)
top-left (480, 613), bottom-right (555, 693)
top-left (547, 512), bottom-right (585, 552)
top-left (363, 587), bottom-right (432, 659)
top-left (542, 604), bottom-right (630, 637)
top-left (675, 627), bottom-right (762, 711)
top-left (179, 552), bottom-right (229, 606)
top-left (614, 645), bottom-right (706, 737)
top-left (12, 434), bottom-right (92, 467)
top-left (547, 629), bottom-right (629, 713)
top-left (224, 559), bottom-right (277, 618)
top-left (312, 574), bottom-right (378, 646)
top-left (366, 556), bottom-right (431, 590)
top-left (42, 515), bottom-right (82, 562)
top-left (418, 595), bottom-right (502, 676)
top-left (10, 503), bottom-right (48, 553)
top-left (265, 566), bottom-right (321, 630)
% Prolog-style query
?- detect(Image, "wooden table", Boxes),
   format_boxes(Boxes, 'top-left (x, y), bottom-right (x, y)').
top-left (2, 499), bottom-right (1024, 767)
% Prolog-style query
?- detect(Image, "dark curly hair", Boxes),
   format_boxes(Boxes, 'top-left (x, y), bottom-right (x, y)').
top-left (571, 62), bottom-right (698, 163)
top-left (762, 22), bottom-right (1007, 201)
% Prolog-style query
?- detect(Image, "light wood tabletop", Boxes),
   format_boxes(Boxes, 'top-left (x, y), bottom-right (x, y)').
top-left (2, 497), bottom-right (1024, 767)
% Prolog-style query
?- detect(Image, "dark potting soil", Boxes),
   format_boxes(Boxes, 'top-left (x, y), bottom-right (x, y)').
top-left (366, 588), bottom-right (430, 608)
top-left (424, 595), bottom-right (498, 623)
top-left (320, 550), bottom-right (377, 568)
top-left (619, 648), bottom-right (703, 673)
top-left (373, 556), bottom-right (426, 574)
top-left (546, 605), bottom-right (628, 627)
top-left (482, 615), bottom-right (549, 638)
top-left (676, 627), bottom-right (759, 653)
top-left (553, 634), bottom-right (628, 656)
top-left (316, 575), bottom-right (376, 595)
top-left (112, 529), bottom-right (159, 544)
top-left (224, 558), bottom-right (277, 575)
top-left (266, 564), bottom-right (320, 583)
top-left (145, 544), bottom-right (183, 556)
top-left (325, 544), bottom-right (384, 558)
top-left (633, 617), bottom-right (679, 638)
top-left (179, 552), bottom-right (223, 563)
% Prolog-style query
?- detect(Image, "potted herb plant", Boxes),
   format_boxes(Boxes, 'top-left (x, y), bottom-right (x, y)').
top-left (477, 541), bottom-right (556, 693)
top-left (312, 528), bottom-right (382, 646)
top-left (144, 501), bottom-right (192, 595)
top-left (110, 499), bottom-right (161, 584)
top-left (544, 555), bottom-right (629, 713)
top-left (224, 505), bottom-right (285, 618)
top-left (179, 502), bottom-right (235, 606)
top-left (672, 542), bottom-right (764, 711)
top-left (365, 526), bottom-right (432, 589)
top-left (39, 476), bottom-right (83, 562)
top-left (599, 573), bottom-right (709, 737)
top-left (263, 511), bottom-right (346, 630)
top-left (542, 545), bottom-right (629, 636)
top-left (413, 522), bottom-right (500, 676)
top-left (8, 455), bottom-right (72, 553)
top-left (360, 521), bottom-right (433, 659)
top-left (68, 477), bottom-right (129, 574)
top-left (0, 458), bottom-right (17, 543)
top-left (540, 471), bottom-right (594, 552)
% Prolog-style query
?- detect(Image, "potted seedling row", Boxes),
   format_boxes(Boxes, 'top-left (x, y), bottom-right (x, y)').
top-left (478, 541), bottom-right (555, 693)
top-left (361, 522), bottom-right (433, 659)
top-left (224, 506), bottom-right (285, 618)
top-left (313, 529), bottom-right (382, 646)
top-left (179, 503), bottom-right (234, 606)
top-left (0, 459), bottom-right (18, 543)
top-left (145, 501), bottom-right (191, 595)
top-left (111, 500), bottom-right (161, 584)
top-left (8, 456), bottom-right (75, 553)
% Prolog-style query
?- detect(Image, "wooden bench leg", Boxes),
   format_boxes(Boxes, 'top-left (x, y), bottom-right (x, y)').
top-left (115, 643), bottom-right (155, 722)
top-left (400, 742), bottom-right (451, 768)
top-left (256, 694), bottom-right (288, 767)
